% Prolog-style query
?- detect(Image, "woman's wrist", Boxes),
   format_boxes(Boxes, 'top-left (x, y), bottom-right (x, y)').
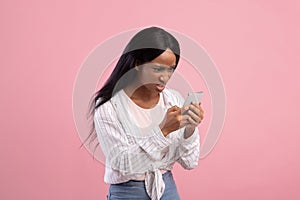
top-left (184, 126), bottom-right (195, 139)
top-left (159, 124), bottom-right (169, 137)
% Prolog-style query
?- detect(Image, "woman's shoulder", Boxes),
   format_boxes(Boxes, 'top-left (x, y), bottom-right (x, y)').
top-left (95, 97), bottom-right (115, 114)
top-left (95, 90), bottom-right (125, 113)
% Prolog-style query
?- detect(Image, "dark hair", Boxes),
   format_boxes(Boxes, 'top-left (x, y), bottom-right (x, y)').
top-left (81, 26), bottom-right (181, 156)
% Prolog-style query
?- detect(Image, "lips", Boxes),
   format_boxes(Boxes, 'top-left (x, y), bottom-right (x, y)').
top-left (156, 84), bottom-right (165, 91)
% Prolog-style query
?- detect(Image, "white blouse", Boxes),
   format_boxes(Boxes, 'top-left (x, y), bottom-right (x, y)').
top-left (94, 88), bottom-right (200, 200)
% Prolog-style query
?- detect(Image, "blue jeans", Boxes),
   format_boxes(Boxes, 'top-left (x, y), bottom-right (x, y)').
top-left (107, 171), bottom-right (180, 200)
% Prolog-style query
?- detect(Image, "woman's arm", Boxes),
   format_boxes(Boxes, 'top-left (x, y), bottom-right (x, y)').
top-left (94, 101), bottom-right (171, 175)
top-left (166, 89), bottom-right (201, 169)
top-left (176, 127), bottom-right (200, 169)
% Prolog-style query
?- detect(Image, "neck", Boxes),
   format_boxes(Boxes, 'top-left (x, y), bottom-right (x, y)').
top-left (123, 85), bottom-right (159, 101)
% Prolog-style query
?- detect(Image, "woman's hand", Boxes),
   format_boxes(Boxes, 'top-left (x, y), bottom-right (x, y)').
top-left (159, 106), bottom-right (191, 137)
top-left (182, 102), bottom-right (204, 138)
top-left (159, 103), bottom-right (204, 137)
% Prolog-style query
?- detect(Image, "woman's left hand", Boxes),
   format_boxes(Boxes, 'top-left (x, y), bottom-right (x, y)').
top-left (182, 102), bottom-right (204, 138)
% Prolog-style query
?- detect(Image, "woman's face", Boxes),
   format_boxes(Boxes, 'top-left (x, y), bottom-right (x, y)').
top-left (136, 48), bottom-right (177, 93)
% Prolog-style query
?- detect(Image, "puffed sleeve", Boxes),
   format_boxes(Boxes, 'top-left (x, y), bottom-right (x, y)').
top-left (176, 128), bottom-right (200, 169)
top-left (94, 101), bottom-right (171, 175)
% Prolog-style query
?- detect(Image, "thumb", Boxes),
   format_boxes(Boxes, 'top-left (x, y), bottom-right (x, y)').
top-left (181, 105), bottom-right (189, 114)
top-left (168, 105), bottom-right (180, 112)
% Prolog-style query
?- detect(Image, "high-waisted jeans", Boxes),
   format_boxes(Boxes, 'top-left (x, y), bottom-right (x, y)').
top-left (107, 170), bottom-right (180, 200)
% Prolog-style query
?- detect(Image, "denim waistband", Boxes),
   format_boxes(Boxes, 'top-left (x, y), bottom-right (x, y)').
top-left (111, 170), bottom-right (172, 185)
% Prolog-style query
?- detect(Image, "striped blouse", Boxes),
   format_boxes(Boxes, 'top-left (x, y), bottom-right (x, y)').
top-left (94, 88), bottom-right (200, 200)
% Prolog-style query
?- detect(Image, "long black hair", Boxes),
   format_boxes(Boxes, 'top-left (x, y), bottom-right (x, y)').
top-left (81, 26), bottom-right (181, 156)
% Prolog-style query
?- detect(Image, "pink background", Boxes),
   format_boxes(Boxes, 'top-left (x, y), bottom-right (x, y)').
top-left (1, 0), bottom-right (300, 199)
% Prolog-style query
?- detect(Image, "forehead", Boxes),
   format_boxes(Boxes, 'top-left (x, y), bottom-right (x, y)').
top-left (150, 49), bottom-right (176, 66)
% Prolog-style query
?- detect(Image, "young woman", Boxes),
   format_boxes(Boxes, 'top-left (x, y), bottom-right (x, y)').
top-left (88, 26), bottom-right (204, 200)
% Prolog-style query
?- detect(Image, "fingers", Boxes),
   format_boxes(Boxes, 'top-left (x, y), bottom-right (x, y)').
top-left (183, 102), bottom-right (204, 126)
top-left (189, 102), bottom-right (201, 116)
top-left (168, 105), bottom-right (180, 112)
top-left (180, 105), bottom-right (189, 115)
top-left (165, 103), bottom-right (204, 130)
top-left (187, 110), bottom-right (200, 125)
top-left (179, 114), bottom-right (191, 127)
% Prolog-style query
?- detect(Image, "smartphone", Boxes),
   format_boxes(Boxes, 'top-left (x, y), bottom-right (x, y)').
top-left (183, 92), bottom-right (203, 106)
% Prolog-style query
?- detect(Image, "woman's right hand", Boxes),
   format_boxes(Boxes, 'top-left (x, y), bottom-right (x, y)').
top-left (159, 105), bottom-right (190, 137)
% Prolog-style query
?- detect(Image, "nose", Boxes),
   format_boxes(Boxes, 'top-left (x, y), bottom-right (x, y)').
top-left (159, 70), bottom-right (171, 83)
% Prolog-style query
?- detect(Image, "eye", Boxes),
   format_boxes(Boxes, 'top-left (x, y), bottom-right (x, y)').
top-left (167, 67), bottom-right (175, 73)
top-left (153, 66), bottom-right (164, 72)
top-left (150, 64), bottom-right (176, 73)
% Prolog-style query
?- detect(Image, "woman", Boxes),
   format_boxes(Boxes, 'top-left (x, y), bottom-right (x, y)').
top-left (88, 26), bottom-right (204, 200)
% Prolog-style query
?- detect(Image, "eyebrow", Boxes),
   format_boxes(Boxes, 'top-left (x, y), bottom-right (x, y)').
top-left (152, 63), bottom-right (176, 68)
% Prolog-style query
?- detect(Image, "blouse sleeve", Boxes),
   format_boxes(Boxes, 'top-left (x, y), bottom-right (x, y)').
top-left (176, 128), bottom-right (200, 169)
top-left (94, 101), bottom-right (171, 175)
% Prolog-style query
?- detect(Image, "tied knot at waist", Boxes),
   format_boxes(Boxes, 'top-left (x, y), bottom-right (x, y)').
top-left (145, 164), bottom-right (168, 200)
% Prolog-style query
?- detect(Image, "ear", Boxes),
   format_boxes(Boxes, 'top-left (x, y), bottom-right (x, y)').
top-left (135, 60), bottom-right (142, 66)
top-left (135, 60), bottom-right (141, 71)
